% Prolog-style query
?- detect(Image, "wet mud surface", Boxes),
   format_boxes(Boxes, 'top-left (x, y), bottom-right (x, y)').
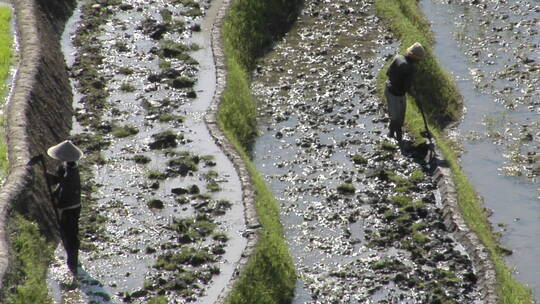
top-left (47, 0), bottom-right (247, 303)
top-left (252, 0), bottom-right (482, 302)
top-left (421, 0), bottom-right (539, 298)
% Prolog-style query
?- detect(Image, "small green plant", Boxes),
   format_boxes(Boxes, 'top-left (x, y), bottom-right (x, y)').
top-left (114, 41), bottom-right (128, 52)
top-left (208, 265), bottom-right (221, 275)
top-left (133, 155), bottom-right (151, 164)
top-left (171, 76), bottom-right (195, 88)
top-left (120, 82), bottom-right (136, 92)
top-left (189, 43), bottom-right (201, 51)
top-left (409, 169), bottom-right (425, 184)
top-left (172, 20), bottom-right (186, 33)
top-left (203, 170), bottom-right (219, 180)
top-left (181, 0), bottom-right (200, 8)
top-left (352, 154), bottom-right (368, 165)
top-left (212, 232), bottom-right (229, 242)
top-left (118, 67), bottom-right (133, 75)
top-left (387, 171), bottom-right (410, 192)
top-left (159, 59), bottom-right (171, 69)
top-left (195, 193), bottom-right (212, 200)
top-left (87, 152), bottom-right (108, 165)
top-left (371, 258), bottom-right (405, 272)
top-left (160, 40), bottom-right (190, 56)
top-left (112, 124), bottom-right (139, 138)
top-left (337, 183), bottom-right (356, 194)
top-left (412, 231), bottom-right (429, 245)
top-left (186, 7), bottom-right (202, 17)
top-left (148, 296), bottom-right (168, 304)
top-left (159, 8), bottom-right (173, 22)
top-left (155, 247), bottom-right (214, 268)
top-left (170, 216), bottom-right (216, 241)
top-left (411, 222), bottom-right (426, 232)
top-left (158, 113), bottom-right (185, 123)
top-left (206, 181), bottom-right (221, 192)
top-left (380, 140), bottom-right (397, 151)
top-left (390, 195), bottom-right (412, 207)
top-left (147, 169), bottom-right (167, 180)
top-left (167, 154), bottom-right (199, 176)
top-left (435, 269), bottom-right (461, 286)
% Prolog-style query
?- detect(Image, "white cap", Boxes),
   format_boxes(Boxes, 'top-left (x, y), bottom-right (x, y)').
top-left (406, 42), bottom-right (426, 60)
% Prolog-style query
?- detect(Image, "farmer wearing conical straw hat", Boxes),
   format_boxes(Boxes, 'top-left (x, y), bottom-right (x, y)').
top-left (45, 140), bottom-right (84, 276)
top-left (384, 42), bottom-right (425, 142)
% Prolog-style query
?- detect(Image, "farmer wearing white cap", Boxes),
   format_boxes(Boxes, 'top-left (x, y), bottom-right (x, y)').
top-left (45, 140), bottom-right (84, 275)
top-left (385, 42), bottom-right (425, 141)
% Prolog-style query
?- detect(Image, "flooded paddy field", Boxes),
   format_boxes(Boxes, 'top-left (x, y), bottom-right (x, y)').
top-left (252, 0), bottom-right (483, 302)
top-left (33, 0), bottom-right (537, 302)
top-left (47, 0), bottom-right (247, 303)
top-left (421, 0), bottom-right (539, 298)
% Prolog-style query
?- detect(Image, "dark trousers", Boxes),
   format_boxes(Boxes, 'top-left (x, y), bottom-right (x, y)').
top-left (59, 207), bottom-right (81, 274)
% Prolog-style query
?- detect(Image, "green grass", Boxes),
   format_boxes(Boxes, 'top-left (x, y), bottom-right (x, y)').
top-left (375, 0), bottom-right (461, 128)
top-left (222, 140), bottom-right (296, 304)
top-left (0, 7), bottom-right (12, 176)
top-left (217, 59), bottom-right (256, 148)
top-left (337, 183), bottom-right (356, 194)
top-left (2, 214), bottom-right (53, 304)
top-left (217, 0), bottom-right (301, 303)
top-left (218, 0), bottom-right (302, 148)
top-left (148, 296), bottom-right (168, 304)
top-left (375, 0), bottom-right (533, 303)
top-left (112, 124), bottom-right (139, 138)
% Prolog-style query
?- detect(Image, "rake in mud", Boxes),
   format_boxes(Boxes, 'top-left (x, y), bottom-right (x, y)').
top-left (417, 100), bottom-right (437, 169)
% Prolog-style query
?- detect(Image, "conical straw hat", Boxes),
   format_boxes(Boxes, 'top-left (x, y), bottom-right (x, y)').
top-left (47, 140), bottom-right (84, 161)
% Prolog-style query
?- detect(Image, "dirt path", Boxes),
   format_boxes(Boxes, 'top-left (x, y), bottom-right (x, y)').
top-left (252, 0), bottom-right (483, 302)
top-left (47, 0), bottom-right (247, 303)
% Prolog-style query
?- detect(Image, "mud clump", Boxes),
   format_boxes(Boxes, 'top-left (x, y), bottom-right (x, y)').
top-left (147, 199), bottom-right (165, 209)
top-left (149, 130), bottom-right (181, 149)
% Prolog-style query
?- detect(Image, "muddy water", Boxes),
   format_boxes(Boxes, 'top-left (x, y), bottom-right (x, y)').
top-left (47, 0), bottom-right (247, 303)
top-left (252, 0), bottom-right (482, 303)
top-left (421, 0), bottom-right (540, 298)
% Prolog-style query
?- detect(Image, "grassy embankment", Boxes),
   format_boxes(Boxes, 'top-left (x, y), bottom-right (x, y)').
top-left (0, 6), bottom-right (10, 174)
top-left (0, 6), bottom-right (54, 304)
top-left (217, 0), bottom-right (301, 303)
top-left (3, 215), bottom-right (53, 304)
top-left (375, 0), bottom-right (533, 303)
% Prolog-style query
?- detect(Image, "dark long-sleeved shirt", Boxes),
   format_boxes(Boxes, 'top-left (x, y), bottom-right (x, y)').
top-left (48, 163), bottom-right (81, 209)
top-left (386, 54), bottom-right (416, 96)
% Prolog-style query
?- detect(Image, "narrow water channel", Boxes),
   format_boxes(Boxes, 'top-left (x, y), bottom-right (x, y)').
top-left (47, 0), bottom-right (247, 303)
top-left (421, 0), bottom-right (539, 298)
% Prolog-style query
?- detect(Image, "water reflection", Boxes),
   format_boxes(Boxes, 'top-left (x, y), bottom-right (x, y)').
top-left (421, 0), bottom-right (540, 298)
